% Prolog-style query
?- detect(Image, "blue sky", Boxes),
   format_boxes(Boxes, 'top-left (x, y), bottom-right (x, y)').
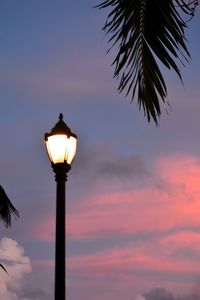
top-left (0, 1), bottom-right (200, 300)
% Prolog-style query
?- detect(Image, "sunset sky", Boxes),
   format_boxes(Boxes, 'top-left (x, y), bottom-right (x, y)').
top-left (0, 1), bottom-right (200, 300)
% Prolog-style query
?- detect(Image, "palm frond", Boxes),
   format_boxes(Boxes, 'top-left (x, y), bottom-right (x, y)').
top-left (0, 263), bottom-right (8, 274)
top-left (97, 0), bottom-right (196, 124)
top-left (175, 0), bottom-right (199, 16)
top-left (0, 185), bottom-right (19, 228)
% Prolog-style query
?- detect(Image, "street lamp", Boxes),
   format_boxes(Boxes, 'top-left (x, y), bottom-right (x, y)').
top-left (44, 113), bottom-right (77, 300)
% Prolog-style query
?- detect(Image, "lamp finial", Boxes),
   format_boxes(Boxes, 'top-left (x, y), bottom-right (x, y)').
top-left (59, 113), bottom-right (63, 120)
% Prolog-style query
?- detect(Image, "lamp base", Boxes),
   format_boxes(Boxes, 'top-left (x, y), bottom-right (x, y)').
top-left (52, 163), bottom-right (71, 182)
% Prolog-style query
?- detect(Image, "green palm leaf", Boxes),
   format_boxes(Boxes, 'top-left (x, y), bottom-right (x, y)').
top-left (97, 0), bottom-right (198, 124)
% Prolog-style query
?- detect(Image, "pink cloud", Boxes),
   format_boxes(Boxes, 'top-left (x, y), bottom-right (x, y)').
top-left (67, 153), bottom-right (200, 239)
top-left (28, 214), bottom-right (55, 241)
top-left (67, 243), bottom-right (198, 300)
top-left (26, 153), bottom-right (200, 299)
top-left (156, 154), bottom-right (200, 198)
top-left (66, 154), bottom-right (200, 299)
top-left (68, 230), bottom-right (200, 298)
top-left (29, 153), bottom-right (200, 243)
top-left (69, 236), bottom-right (200, 277)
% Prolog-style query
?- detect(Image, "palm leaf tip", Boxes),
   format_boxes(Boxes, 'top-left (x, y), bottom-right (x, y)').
top-left (0, 185), bottom-right (19, 228)
top-left (97, 0), bottom-right (195, 124)
top-left (0, 263), bottom-right (8, 274)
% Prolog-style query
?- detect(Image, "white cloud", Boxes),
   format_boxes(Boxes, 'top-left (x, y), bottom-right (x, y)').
top-left (0, 238), bottom-right (32, 300)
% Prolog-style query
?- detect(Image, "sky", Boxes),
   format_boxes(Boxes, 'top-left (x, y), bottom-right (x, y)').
top-left (0, 1), bottom-right (200, 300)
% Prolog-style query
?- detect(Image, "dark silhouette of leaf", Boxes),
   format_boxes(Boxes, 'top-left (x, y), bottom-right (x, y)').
top-left (0, 263), bottom-right (8, 274)
top-left (0, 186), bottom-right (18, 274)
top-left (0, 185), bottom-right (19, 228)
top-left (97, 0), bottom-right (199, 124)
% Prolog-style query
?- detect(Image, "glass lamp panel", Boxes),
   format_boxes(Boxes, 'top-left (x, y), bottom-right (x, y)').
top-left (46, 134), bottom-right (69, 164)
top-left (66, 136), bottom-right (78, 164)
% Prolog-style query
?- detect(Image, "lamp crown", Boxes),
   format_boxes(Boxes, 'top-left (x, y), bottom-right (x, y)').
top-left (49, 113), bottom-right (71, 137)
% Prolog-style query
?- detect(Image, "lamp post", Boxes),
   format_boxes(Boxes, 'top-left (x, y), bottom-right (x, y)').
top-left (44, 113), bottom-right (77, 300)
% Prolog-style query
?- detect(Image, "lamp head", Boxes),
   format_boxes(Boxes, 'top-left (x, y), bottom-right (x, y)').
top-left (45, 113), bottom-right (78, 165)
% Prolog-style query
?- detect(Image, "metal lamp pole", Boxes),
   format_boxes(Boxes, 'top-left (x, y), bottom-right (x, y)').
top-left (45, 114), bottom-right (78, 300)
top-left (53, 163), bottom-right (70, 299)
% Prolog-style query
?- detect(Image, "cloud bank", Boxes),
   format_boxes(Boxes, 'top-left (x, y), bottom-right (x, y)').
top-left (0, 238), bottom-right (31, 300)
top-left (142, 287), bottom-right (200, 300)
